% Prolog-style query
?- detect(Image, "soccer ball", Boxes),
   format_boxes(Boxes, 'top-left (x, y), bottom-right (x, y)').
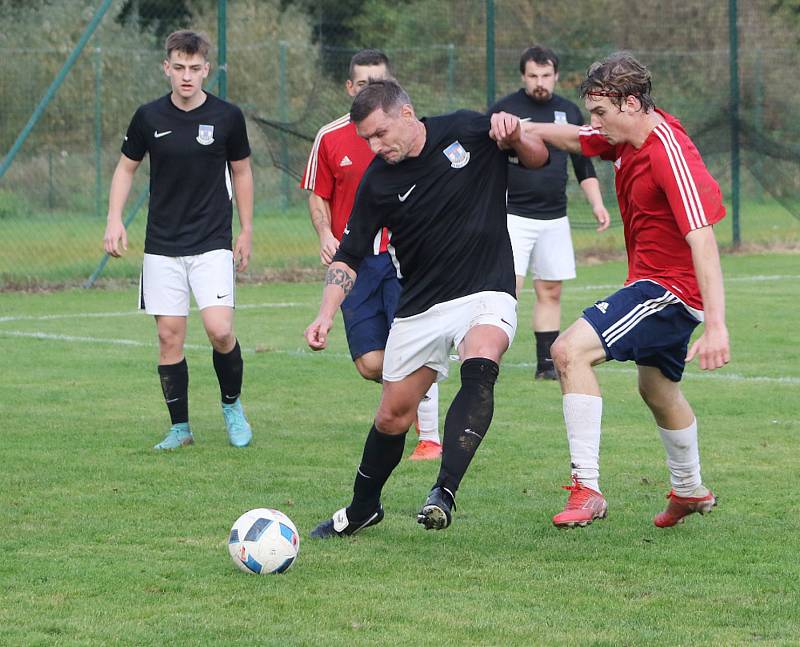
top-left (228, 508), bottom-right (300, 575)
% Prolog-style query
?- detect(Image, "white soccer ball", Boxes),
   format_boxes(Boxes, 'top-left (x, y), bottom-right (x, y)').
top-left (228, 508), bottom-right (300, 575)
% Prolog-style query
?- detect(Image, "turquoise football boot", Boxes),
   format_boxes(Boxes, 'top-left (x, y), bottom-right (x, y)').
top-left (154, 422), bottom-right (194, 450)
top-left (222, 399), bottom-right (252, 447)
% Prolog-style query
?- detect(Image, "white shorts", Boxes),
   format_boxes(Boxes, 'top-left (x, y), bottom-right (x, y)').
top-left (506, 213), bottom-right (576, 281)
top-left (139, 249), bottom-right (235, 316)
top-left (382, 291), bottom-right (517, 383)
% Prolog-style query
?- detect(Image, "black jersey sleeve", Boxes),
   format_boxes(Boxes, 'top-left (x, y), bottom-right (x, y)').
top-left (459, 110), bottom-right (493, 141)
top-left (226, 105), bottom-right (251, 162)
top-left (566, 101), bottom-right (596, 183)
top-left (332, 168), bottom-right (384, 273)
top-left (121, 106), bottom-right (148, 161)
top-left (455, 110), bottom-right (523, 166)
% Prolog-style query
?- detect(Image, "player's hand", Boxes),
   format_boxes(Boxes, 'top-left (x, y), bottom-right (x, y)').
top-left (593, 205), bottom-right (611, 232)
top-left (103, 220), bottom-right (128, 257)
top-left (489, 111), bottom-right (522, 149)
top-left (234, 230), bottom-right (252, 272)
top-left (686, 323), bottom-right (729, 370)
top-left (319, 232), bottom-right (340, 266)
top-left (305, 315), bottom-right (333, 351)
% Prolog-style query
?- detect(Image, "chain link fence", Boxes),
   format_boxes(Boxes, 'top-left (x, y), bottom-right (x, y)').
top-left (1, 0), bottom-right (798, 287)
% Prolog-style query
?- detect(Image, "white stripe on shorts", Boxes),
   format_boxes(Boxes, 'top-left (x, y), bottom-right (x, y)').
top-left (602, 291), bottom-right (680, 347)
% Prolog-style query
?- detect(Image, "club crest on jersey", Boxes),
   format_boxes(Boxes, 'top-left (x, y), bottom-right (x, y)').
top-left (443, 141), bottom-right (470, 168)
top-left (554, 110), bottom-right (568, 124)
top-left (196, 124), bottom-right (214, 145)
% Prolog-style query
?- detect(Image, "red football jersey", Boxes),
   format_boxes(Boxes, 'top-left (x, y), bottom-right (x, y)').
top-left (301, 114), bottom-right (389, 253)
top-left (579, 109), bottom-right (725, 310)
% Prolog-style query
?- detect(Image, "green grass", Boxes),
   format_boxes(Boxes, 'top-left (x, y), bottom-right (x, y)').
top-left (1, 198), bottom-right (798, 287)
top-left (0, 253), bottom-right (798, 645)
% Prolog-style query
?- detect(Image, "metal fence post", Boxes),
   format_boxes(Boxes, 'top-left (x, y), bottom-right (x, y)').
top-left (94, 46), bottom-right (103, 219)
top-left (729, 0), bottom-right (741, 247)
top-left (279, 40), bottom-right (290, 209)
top-left (447, 44), bottom-right (455, 112)
top-left (485, 0), bottom-right (495, 109)
top-left (754, 48), bottom-right (763, 203)
top-left (218, 0), bottom-right (227, 99)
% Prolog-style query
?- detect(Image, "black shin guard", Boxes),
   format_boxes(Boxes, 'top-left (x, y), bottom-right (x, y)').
top-left (212, 340), bottom-right (243, 404)
top-left (535, 330), bottom-right (559, 372)
top-left (436, 357), bottom-right (499, 495)
top-left (158, 358), bottom-right (189, 424)
top-left (347, 424), bottom-right (407, 520)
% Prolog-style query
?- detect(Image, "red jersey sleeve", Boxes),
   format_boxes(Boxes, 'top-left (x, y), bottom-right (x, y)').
top-left (578, 125), bottom-right (617, 161)
top-left (650, 122), bottom-right (726, 237)
top-left (300, 130), bottom-right (335, 200)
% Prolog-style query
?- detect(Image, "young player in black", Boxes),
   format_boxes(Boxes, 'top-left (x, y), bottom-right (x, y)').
top-left (490, 45), bottom-right (610, 380)
top-left (103, 31), bottom-right (254, 450)
top-left (304, 79), bottom-right (549, 536)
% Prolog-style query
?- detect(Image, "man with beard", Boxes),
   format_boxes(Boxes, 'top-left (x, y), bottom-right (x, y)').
top-left (490, 45), bottom-right (610, 381)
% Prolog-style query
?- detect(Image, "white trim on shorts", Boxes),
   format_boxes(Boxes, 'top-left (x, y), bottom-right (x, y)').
top-left (381, 291), bottom-right (517, 383)
top-left (506, 213), bottom-right (576, 281)
top-left (139, 249), bottom-right (235, 316)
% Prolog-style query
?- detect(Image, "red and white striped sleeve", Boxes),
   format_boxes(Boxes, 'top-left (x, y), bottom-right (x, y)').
top-left (300, 114), bottom-right (349, 198)
top-left (650, 122), bottom-right (726, 236)
top-left (578, 125), bottom-right (617, 160)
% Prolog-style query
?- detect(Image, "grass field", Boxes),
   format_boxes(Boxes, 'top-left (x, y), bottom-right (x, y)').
top-left (1, 253), bottom-right (798, 645)
top-left (1, 197), bottom-right (798, 287)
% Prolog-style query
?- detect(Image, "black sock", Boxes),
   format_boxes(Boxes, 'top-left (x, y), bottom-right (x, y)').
top-left (535, 330), bottom-right (559, 371)
top-left (435, 357), bottom-right (499, 496)
top-left (346, 424), bottom-right (407, 521)
top-left (158, 358), bottom-right (188, 425)
top-left (213, 340), bottom-right (243, 404)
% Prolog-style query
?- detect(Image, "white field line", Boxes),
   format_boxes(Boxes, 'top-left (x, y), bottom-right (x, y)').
top-left (0, 302), bottom-right (306, 323)
top-left (1, 329), bottom-right (797, 386)
top-left (1, 274), bottom-right (795, 322)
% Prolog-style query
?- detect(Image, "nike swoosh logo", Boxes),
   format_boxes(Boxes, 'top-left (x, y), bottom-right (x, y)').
top-left (216, 293), bottom-right (229, 299)
top-left (154, 130), bottom-right (172, 138)
top-left (398, 184), bottom-right (416, 202)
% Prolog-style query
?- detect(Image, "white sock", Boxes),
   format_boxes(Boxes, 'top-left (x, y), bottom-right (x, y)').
top-left (416, 382), bottom-right (440, 444)
top-left (563, 393), bottom-right (603, 493)
top-left (658, 418), bottom-right (702, 496)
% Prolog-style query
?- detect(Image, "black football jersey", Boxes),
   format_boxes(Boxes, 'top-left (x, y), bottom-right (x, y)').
top-left (334, 110), bottom-right (518, 318)
top-left (122, 93), bottom-right (251, 256)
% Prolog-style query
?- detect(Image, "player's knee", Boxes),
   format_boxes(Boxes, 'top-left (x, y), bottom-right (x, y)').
top-left (550, 334), bottom-right (576, 374)
top-left (354, 352), bottom-right (383, 382)
top-left (638, 383), bottom-right (682, 416)
top-left (157, 327), bottom-right (183, 351)
top-left (374, 404), bottom-right (414, 435)
top-left (206, 325), bottom-right (234, 351)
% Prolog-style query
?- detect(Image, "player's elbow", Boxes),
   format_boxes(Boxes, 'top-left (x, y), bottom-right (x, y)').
top-left (521, 145), bottom-right (549, 169)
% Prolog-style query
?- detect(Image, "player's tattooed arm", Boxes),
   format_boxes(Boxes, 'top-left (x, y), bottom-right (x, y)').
top-left (325, 265), bottom-right (355, 296)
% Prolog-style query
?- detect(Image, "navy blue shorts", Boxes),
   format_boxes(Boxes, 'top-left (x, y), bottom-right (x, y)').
top-left (581, 280), bottom-right (701, 382)
top-left (341, 252), bottom-right (402, 361)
